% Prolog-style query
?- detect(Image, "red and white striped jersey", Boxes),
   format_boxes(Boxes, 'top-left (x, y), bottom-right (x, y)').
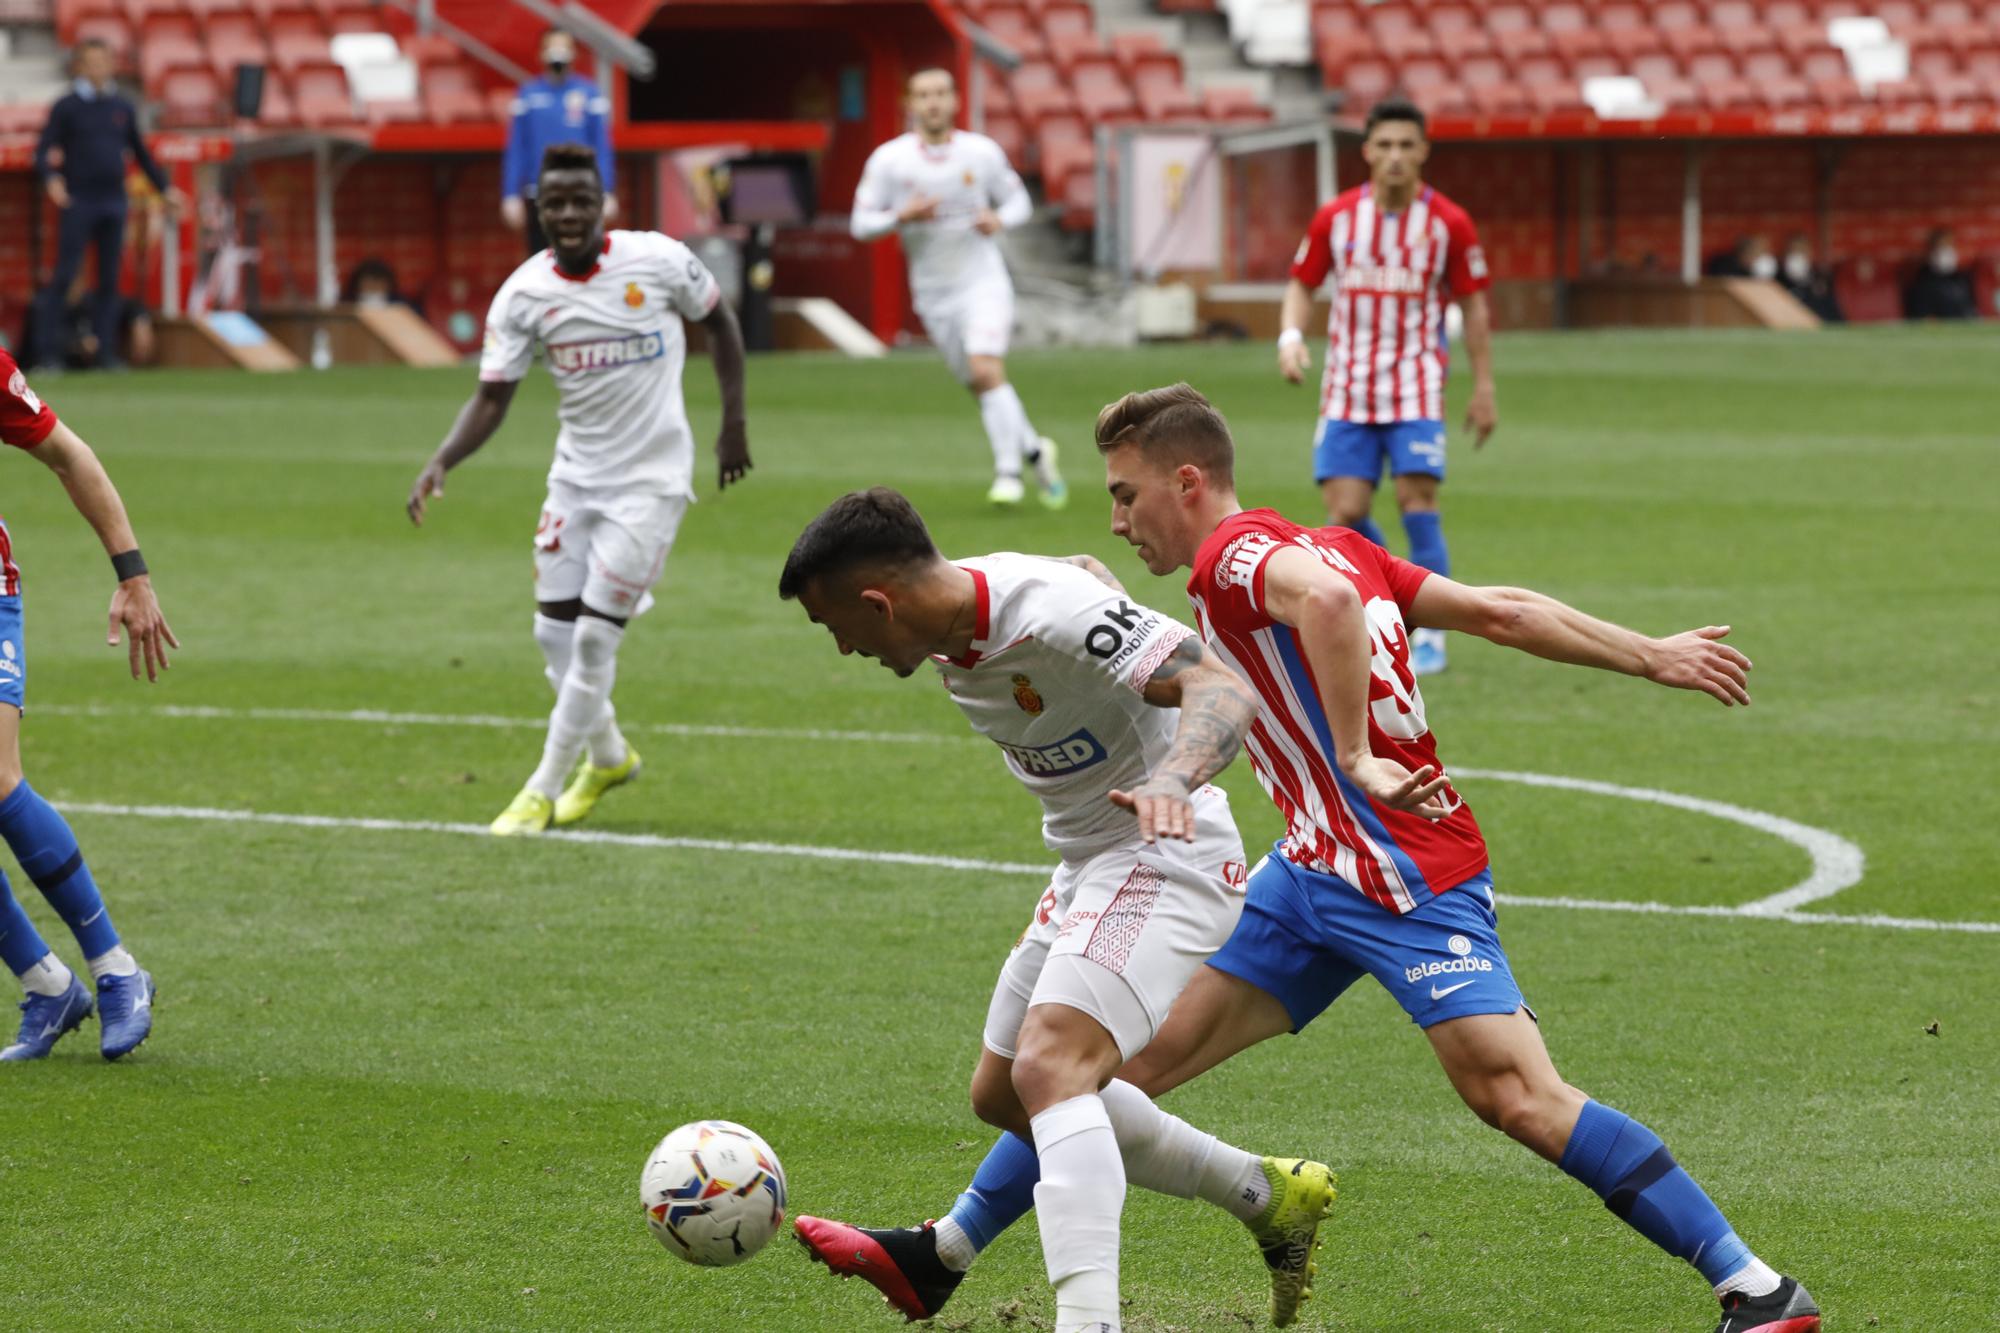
top-left (1291, 184), bottom-right (1489, 425)
top-left (1186, 509), bottom-right (1488, 913)
top-left (0, 348), bottom-right (56, 597)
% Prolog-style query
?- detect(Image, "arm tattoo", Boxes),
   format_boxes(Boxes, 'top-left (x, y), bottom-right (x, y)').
top-left (1145, 638), bottom-right (1258, 792)
top-left (1061, 553), bottom-right (1126, 593)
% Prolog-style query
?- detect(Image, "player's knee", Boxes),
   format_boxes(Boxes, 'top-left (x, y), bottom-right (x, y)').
top-left (966, 360), bottom-right (1005, 394)
top-left (969, 1061), bottom-right (1024, 1132)
top-left (571, 614), bottom-right (624, 669)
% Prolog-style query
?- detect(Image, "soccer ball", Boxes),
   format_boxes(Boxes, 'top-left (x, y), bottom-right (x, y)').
top-left (640, 1120), bottom-right (788, 1267)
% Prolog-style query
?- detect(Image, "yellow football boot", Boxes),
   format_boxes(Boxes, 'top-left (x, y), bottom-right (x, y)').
top-left (490, 788), bottom-right (553, 836)
top-left (1247, 1156), bottom-right (1337, 1327)
top-left (552, 745), bottom-right (643, 827)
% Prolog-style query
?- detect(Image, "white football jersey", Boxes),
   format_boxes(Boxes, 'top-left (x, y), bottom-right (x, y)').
top-left (936, 554), bottom-right (1199, 860)
top-left (480, 229), bottom-right (721, 496)
top-left (853, 131), bottom-right (1026, 306)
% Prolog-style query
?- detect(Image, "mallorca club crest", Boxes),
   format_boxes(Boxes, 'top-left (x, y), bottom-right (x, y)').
top-left (962, 169), bottom-right (976, 186)
top-left (1011, 673), bottom-right (1043, 715)
top-left (624, 281), bottom-right (645, 308)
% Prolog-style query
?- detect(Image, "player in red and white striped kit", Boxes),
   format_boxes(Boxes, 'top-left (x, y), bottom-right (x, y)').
top-left (1093, 383), bottom-right (1821, 1333)
top-left (1277, 98), bottom-right (1497, 677)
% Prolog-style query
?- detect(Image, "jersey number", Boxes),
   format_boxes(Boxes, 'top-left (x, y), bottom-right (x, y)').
top-left (1363, 597), bottom-right (1428, 740)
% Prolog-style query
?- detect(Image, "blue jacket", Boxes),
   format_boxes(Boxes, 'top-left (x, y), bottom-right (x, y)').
top-left (502, 74), bottom-right (614, 199)
top-left (35, 81), bottom-right (167, 203)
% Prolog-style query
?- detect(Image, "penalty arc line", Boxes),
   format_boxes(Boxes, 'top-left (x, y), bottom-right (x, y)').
top-left (45, 702), bottom-right (1868, 912)
top-left (50, 800), bottom-right (2000, 936)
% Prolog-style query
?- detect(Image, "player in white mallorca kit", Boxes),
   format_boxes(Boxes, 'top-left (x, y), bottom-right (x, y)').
top-left (408, 144), bottom-right (750, 835)
top-left (779, 489), bottom-right (1336, 1333)
top-left (851, 69), bottom-right (1068, 509)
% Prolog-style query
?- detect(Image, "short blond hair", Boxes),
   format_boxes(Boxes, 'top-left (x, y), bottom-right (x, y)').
top-left (1094, 382), bottom-right (1235, 486)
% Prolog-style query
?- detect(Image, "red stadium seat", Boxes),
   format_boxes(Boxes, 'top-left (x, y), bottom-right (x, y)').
top-left (1799, 46), bottom-right (1849, 81)
top-left (1315, 12), bottom-right (1371, 75)
top-left (1036, 111), bottom-right (1092, 189)
top-left (1429, 7), bottom-right (1494, 61)
top-left (983, 109), bottom-right (1026, 162)
top-left (402, 33), bottom-right (460, 70)
top-left (1072, 62), bottom-right (1138, 122)
top-left (486, 86), bottom-right (516, 122)
top-left (1201, 85), bottom-right (1271, 122)
top-left (186, 0), bottom-right (254, 17)
top-left (1039, 2), bottom-right (1095, 44)
top-left (328, 6), bottom-right (387, 36)
top-left (1368, 5), bottom-right (1435, 61)
top-left (983, 73), bottom-right (1015, 115)
top-left (1486, 5), bottom-right (1551, 62)
top-left (1133, 65), bottom-right (1202, 120)
top-left (1047, 28), bottom-right (1109, 76)
top-left (1060, 167), bottom-right (1096, 231)
top-left (204, 11), bottom-right (264, 80)
top-left (268, 11), bottom-right (333, 74)
top-left (137, 13), bottom-right (203, 87)
top-left (0, 102), bottom-right (50, 135)
top-left (157, 63), bottom-right (224, 127)
top-left (979, 6), bottom-right (1047, 60)
top-left (421, 62), bottom-right (488, 123)
top-left (363, 96), bottom-right (424, 124)
top-left (291, 60), bottom-right (355, 126)
top-left (256, 72), bottom-right (301, 126)
top-left (1109, 30), bottom-right (1174, 78)
top-left (1334, 57), bottom-right (1396, 104)
top-left (1402, 58), bottom-right (1473, 116)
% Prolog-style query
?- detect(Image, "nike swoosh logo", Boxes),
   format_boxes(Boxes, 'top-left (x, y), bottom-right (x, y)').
top-left (39, 1022), bottom-right (60, 1038)
top-left (132, 987), bottom-right (151, 1014)
top-left (1430, 980), bottom-right (1475, 1000)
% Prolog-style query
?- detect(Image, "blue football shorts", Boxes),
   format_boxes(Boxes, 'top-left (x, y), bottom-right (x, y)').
top-left (1206, 847), bottom-right (1527, 1031)
top-left (0, 593), bottom-right (23, 711)
top-left (1313, 417), bottom-right (1447, 484)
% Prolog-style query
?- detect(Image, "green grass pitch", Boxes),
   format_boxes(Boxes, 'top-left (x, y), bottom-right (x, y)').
top-left (1, 326), bottom-right (1996, 1330)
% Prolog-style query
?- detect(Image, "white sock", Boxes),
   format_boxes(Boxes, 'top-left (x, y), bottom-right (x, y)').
top-left (527, 616), bottom-right (624, 798)
top-left (19, 952), bottom-right (75, 997)
top-left (1715, 1256), bottom-right (1782, 1300)
top-left (87, 945), bottom-right (138, 980)
top-left (1099, 1079), bottom-right (1270, 1222)
top-left (931, 1215), bottom-right (977, 1272)
top-left (534, 613), bottom-right (628, 771)
top-left (1031, 1094), bottom-right (1124, 1333)
top-left (978, 384), bottom-right (1031, 477)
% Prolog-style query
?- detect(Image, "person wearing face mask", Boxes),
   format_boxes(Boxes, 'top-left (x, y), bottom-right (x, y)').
top-left (1705, 233), bottom-right (1774, 280)
top-left (1903, 227), bottom-right (1978, 320)
top-left (1777, 235), bottom-right (1843, 323)
top-left (501, 30), bottom-right (618, 255)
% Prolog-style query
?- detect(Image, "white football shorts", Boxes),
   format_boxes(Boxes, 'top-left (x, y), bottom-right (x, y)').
top-left (533, 481), bottom-right (688, 617)
top-left (918, 275), bottom-right (1014, 385)
top-left (983, 784), bottom-right (1248, 1063)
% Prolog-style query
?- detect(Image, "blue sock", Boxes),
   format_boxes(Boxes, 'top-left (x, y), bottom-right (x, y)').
top-left (0, 782), bottom-right (120, 960)
top-left (0, 869), bottom-right (53, 976)
top-left (944, 1131), bottom-right (1041, 1254)
top-left (1401, 509), bottom-right (1450, 576)
top-left (1344, 515), bottom-right (1387, 547)
top-left (1560, 1100), bottom-right (1753, 1286)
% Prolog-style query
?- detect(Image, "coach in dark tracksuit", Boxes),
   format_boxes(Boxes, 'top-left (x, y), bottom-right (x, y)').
top-left (31, 40), bottom-right (184, 370)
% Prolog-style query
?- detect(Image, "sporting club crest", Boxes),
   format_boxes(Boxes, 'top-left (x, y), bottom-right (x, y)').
top-left (1011, 674), bottom-right (1043, 715)
top-left (624, 282), bottom-right (645, 308)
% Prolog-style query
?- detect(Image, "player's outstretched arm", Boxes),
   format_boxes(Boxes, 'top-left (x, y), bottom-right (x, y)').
top-left (408, 378), bottom-right (518, 525)
top-left (1110, 637), bottom-right (1259, 843)
top-left (1057, 553), bottom-right (1126, 594)
top-left (1264, 548), bottom-right (1451, 818)
top-left (33, 420), bottom-right (179, 681)
top-left (700, 300), bottom-right (751, 490)
top-left (1408, 576), bottom-right (1752, 706)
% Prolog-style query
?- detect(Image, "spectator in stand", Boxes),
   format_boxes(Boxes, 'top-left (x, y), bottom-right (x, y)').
top-left (1903, 227), bottom-right (1977, 320)
top-left (1778, 234), bottom-right (1844, 323)
top-left (30, 38), bottom-right (185, 371)
top-left (1705, 233), bottom-right (1775, 280)
top-left (342, 256), bottom-right (422, 316)
top-left (501, 30), bottom-right (616, 255)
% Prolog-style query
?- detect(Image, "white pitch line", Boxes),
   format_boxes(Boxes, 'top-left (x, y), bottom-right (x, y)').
top-left (41, 703), bottom-right (1894, 924)
top-left (36, 702), bottom-right (975, 748)
top-left (1453, 767), bottom-right (1865, 914)
top-left (50, 801), bottom-right (2000, 936)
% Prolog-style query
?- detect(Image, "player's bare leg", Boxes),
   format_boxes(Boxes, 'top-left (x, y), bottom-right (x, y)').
top-left (969, 355), bottom-right (1065, 510)
top-left (1319, 476), bottom-right (1379, 540)
top-left (1427, 1011), bottom-right (1820, 1332)
top-left (1118, 964), bottom-right (1294, 1097)
top-left (1393, 472), bottom-right (1449, 675)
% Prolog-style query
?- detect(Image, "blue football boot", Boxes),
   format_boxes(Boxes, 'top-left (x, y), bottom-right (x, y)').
top-left (97, 969), bottom-right (156, 1061)
top-left (1, 975), bottom-right (93, 1061)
